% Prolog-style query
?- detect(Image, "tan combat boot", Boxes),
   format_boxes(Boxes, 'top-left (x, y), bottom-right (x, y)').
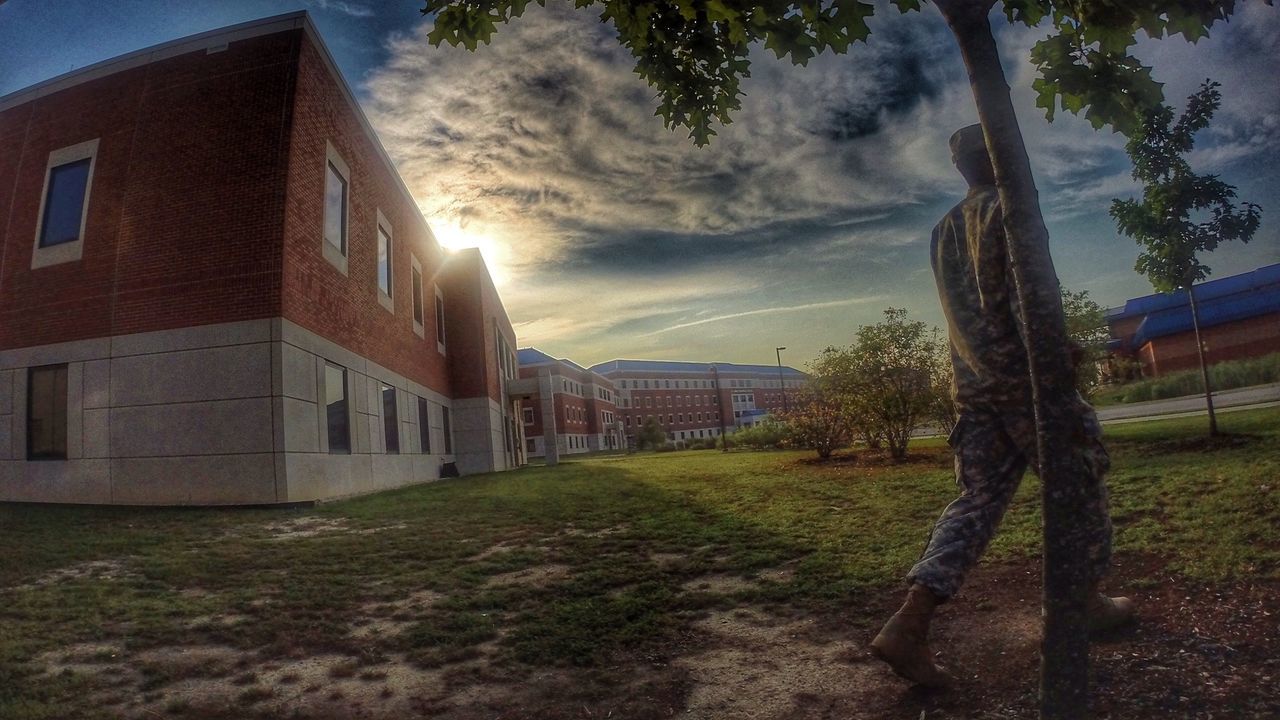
top-left (870, 584), bottom-right (953, 688)
top-left (1088, 588), bottom-right (1135, 633)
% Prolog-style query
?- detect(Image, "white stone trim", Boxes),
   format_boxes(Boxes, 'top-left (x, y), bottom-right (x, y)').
top-left (322, 140), bottom-right (350, 275)
top-left (31, 138), bottom-right (99, 269)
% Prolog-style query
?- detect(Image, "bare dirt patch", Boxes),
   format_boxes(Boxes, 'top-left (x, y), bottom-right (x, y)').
top-left (472, 538), bottom-right (541, 560)
top-left (18, 558), bottom-right (138, 589)
top-left (675, 606), bottom-right (880, 719)
top-left (352, 589), bottom-right (444, 640)
top-left (681, 573), bottom-right (760, 594)
top-left (485, 563), bottom-right (572, 588)
top-left (559, 523), bottom-right (629, 538)
top-left (260, 516), bottom-right (351, 540)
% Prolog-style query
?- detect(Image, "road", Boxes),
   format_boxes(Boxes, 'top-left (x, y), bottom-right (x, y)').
top-left (1095, 382), bottom-right (1280, 424)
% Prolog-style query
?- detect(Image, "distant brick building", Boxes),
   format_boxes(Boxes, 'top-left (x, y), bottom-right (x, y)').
top-left (1105, 263), bottom-right (1280, 378)
top-left (0, 13), bottom-right (522, 504)
top-left (514, 350), bottom-right (806, 456)
top-left (592, 359), bottom-right (806, 446)
top-left (514, 349), bottom-right (621, 459)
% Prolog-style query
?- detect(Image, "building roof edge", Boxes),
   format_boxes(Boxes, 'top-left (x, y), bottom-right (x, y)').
top-left (0, 11), bottom-right (309, 111)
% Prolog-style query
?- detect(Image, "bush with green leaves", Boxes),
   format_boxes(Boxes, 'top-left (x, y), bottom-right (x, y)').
top-left (777, 385), bottom-right (854, 460)
top-left (728, 418), bottom-right (790, 450)
top-left (1118, 353), bottom-right (1280, 404)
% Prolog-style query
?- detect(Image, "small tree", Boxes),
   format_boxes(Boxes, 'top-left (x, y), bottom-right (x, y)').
top-left (815, 308), bottom-right (944, 460)
top-left (779, 383), bottom-right (854, 460)
top-left (636, 417), bottom-right (668, 450)
top-left (1060, 287), bottom-right (1109, 397)
top-left (1111, 80), bottom-right (1262, 436)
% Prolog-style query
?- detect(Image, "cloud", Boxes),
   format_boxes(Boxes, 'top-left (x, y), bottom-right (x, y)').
top-left (363, 3), bottom-right (1279, 363)
top-left (365, 4), bottom-right (964, 265)
top-left (642, 295), bottom-right (891, 337)
top-left (307, 0), bottom-right (374, 18)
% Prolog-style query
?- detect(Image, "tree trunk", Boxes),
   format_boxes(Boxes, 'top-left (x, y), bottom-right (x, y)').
top-left (935, 2), bottom-right (1092, 718)
top-left (1186, 284), bottom-right (1219, 436)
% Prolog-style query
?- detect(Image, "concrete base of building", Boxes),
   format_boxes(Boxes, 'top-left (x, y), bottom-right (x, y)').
top-left (0, 318), bottom-right (511, 505)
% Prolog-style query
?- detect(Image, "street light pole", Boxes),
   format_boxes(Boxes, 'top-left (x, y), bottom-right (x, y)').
top-left (711, 364), bottom-right (729, 452)
top-left (775, 346), bottom-right (789, 413)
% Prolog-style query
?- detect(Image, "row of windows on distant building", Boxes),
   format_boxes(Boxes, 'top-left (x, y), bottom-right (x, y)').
top-left (521, 406), bottom-right (615, 427)
top-left (621, 394), bottom-right (720, 409)
top-left (613, 378), bottom-right (801, 390)
top-left (555, 378), bottom-right (614, 403)
top-left (625, 413), bottom-right (720, 427)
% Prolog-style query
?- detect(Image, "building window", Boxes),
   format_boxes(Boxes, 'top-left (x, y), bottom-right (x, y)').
top-left (382, 383), bottom-right (399, 454)
top-left (324, 163), bottom-right (347, 253)
top-left (442, 406), bottom-right (453, 453)
top-left (376, 215), bottom-right (393, 307)
top-left (39, 159), bottom-right (91, 248)
top-left (32, 139), bottom-right (98, 269)
top-left (27, 364), bottom-right (68, 460)
top-left (434, 285), bottom-right (447, 353)
top-left (412, 261), bottom-right (425, 334)
top-left (418, 397), bottom-right (432, 453)
top-left (321, 143), bottom-right (350, 273)
top-left (527, 438), bottom-right (536, 453)
top-left (523, 406), bottom-right (534, 425)
top-left (325, 363), bottom-right (350, 454)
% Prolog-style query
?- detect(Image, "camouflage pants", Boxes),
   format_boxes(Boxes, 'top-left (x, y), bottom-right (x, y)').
top-left (907, 406), bottom-right (1113, 600)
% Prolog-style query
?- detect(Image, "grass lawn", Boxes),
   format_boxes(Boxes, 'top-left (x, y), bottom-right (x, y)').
top-left (2, 408), bottom-right (1277, 719)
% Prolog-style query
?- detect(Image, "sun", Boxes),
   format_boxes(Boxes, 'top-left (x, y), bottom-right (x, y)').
top-left (429, 217), bottom-right (510, 287)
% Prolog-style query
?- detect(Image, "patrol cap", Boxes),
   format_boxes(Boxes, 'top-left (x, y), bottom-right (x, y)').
top-left (949, 123), bottom-right (987, 157)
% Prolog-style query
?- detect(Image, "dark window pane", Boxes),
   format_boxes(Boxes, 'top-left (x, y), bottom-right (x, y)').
top-left (39, 158), bottom-right (91, 248)
top-left (377, 226), bottom-right (392, 295)
top-left (382, 384), bottom-right (399, 454)
top-left (412, 267), bottom-right (424, 324)
top-left (326, 363), bottom-right (350, 454)
top-left (324, 162), bottom-right (347, 254)
top-left (418, 397), bottom-right (431, 454)
top-left (27, 364), bottom-right (68, 459)
top-left (442, 406), bottom-right (452, 453)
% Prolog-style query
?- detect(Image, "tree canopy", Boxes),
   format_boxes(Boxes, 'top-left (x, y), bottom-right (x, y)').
top-left (1111, 80), bottom-right (1263, 293)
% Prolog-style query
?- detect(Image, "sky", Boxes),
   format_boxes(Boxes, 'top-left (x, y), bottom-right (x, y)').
top-left (3, 1), bottom-right (1278, 369)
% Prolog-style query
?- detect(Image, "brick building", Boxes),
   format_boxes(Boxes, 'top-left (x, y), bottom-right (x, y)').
top-left (0, 13), bottom-right (522, 504)
top-left (514, 352), bottom-right (806, 455)
top-left (591, 359), bottom-right (806, 446)
top-left (1105, 263), bottom-right (1280, 378)
top-left (513, 348), bottom-right (621, 461)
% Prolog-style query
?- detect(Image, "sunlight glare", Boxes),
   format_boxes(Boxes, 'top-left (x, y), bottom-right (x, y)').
top-left (429, 217), bottom-right (510, 288)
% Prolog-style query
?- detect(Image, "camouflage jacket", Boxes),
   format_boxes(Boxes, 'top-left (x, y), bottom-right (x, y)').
top-left (930, 184), bottom-right (1037, 428)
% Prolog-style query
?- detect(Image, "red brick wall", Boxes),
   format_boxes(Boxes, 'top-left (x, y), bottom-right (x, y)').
top-left (1141, 313), bottom-right (1280, 376)
top-left (280, 34), bottom-right (455, 395)
top-left (0, 33), bottom-right (297, 350)
top-left (439, 249), bottom-right (515, 403)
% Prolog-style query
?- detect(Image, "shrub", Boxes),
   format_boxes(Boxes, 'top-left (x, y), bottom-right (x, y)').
top-left (730, 419), bottom-right (790, 450)
top-left (1117, 352), bottom-right (1280, 404)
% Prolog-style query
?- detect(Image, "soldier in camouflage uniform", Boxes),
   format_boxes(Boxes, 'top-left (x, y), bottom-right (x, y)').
top-left (869, 124), bottom-right (1134, 688)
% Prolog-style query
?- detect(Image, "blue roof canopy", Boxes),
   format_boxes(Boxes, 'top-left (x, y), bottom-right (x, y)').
top-left (1107, 264), bottom-right (1280, 350)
